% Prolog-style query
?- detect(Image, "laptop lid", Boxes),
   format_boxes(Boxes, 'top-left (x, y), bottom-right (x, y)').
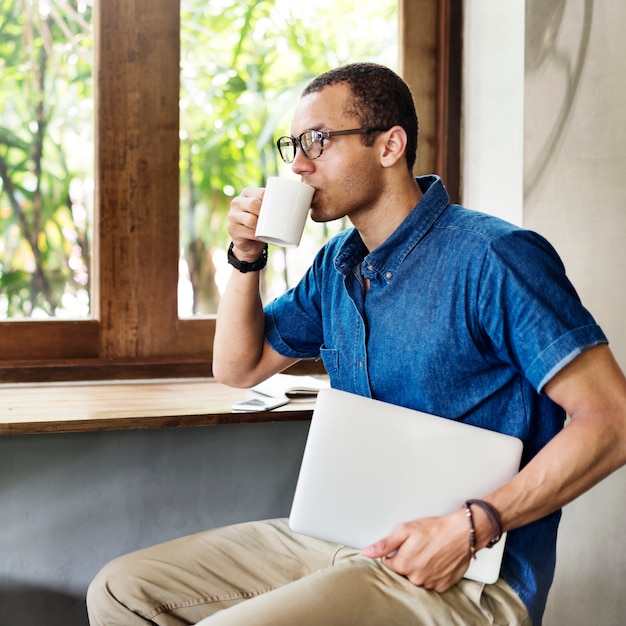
top-left (289, 388), bottom-right (523, 584)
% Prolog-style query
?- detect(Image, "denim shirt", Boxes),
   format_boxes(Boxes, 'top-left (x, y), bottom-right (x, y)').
top-left (264, 175), bottom-right (607, 623)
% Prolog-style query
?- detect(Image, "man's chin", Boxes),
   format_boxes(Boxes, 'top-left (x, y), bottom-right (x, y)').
top-left (310, 203), bottom-right (341, 224)
top-left (309, 206), bottom-right (324, 223)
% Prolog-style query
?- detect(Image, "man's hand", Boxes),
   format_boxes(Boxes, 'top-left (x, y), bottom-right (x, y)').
top-left (362, 509), bottom-right (472, 592)
top-left (228, 187), bottom-right (267, 262)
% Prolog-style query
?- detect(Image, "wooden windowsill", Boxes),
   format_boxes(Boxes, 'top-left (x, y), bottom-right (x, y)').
top-left (0, 378), bottom-right (315, 436)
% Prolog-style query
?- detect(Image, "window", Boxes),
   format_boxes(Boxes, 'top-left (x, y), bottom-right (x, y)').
top-left (0, 0), bottom-right (461, 383)
top-left (0, 1), bottom-right (94, 319)
top-left (178, 0), bottom-right (397, 316)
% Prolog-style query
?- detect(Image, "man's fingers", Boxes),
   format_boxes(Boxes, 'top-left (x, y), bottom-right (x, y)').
top-left (362, 529), bottom-right (405, 559)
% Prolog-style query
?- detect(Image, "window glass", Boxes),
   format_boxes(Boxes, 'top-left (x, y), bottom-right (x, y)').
top-left (0, 0), bottom-right (94, 319)
top-left (179, 0), bottom-right (397, 316)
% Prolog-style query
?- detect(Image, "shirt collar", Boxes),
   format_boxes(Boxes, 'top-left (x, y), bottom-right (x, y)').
top-left (334, 175), bottom-right (450, 280)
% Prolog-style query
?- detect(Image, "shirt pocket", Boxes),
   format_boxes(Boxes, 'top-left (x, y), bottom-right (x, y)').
top-left (319, 346), bottom-right (339, 386)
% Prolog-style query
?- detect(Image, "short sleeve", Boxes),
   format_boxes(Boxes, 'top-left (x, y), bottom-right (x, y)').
top-left (477, 229), bottom-right (607, 392)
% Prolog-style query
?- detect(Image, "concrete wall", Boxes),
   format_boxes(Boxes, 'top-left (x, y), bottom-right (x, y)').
top-left (0, 423), bottom-right (310, 625)
top-left (464, 1), bottom-right (626, 624)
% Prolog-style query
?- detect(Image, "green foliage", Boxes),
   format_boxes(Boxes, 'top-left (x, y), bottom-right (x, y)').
top-left (0, 0), bottom-right (93, 318)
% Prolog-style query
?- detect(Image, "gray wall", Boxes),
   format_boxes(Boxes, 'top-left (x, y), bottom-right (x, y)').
top-left (523, 0), bottom-right (626, 350)
top-left (525, 2), bottom-right (626, 624)
top-left (464, 1), bottom-right (626, 624)
top-left (0, 422), bottom-right (310, 625)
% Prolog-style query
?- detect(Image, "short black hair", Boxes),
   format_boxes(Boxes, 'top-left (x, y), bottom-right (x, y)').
top-left (302, 62), bottom-right (418, 171)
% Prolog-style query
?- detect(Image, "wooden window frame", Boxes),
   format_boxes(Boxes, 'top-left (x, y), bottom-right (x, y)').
top-left (0, 0), bottom-right (461, 383)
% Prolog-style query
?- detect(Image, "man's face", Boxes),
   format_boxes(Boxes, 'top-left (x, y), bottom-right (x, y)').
top-left (289, 83), bottom-right (385, 225)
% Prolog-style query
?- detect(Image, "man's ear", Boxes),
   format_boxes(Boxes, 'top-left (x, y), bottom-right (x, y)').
top-left (379, 126), bottom-right (407, 168)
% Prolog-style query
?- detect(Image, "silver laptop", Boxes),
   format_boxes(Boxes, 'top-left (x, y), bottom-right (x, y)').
top-left (289, 388), bottom-right (523, 584)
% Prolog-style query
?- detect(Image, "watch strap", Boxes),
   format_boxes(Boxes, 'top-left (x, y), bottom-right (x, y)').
top-left (227, 241), bottom-right (268, 273)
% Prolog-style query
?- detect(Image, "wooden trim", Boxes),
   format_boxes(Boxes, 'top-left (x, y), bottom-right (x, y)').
top-left (96, 0), bottom-right (181, 359)
top-left (0, 358), bottom-right (212, 384)
top-left (437, 0), bottom-right (463, 203)
top-left (0, 358), bottom-right (324, 384)
top-left (399, 0), bottom-right (462, 202)
top-left (0, 321), bottom-right (100, 360)
top-left (399, 0), bottom-right (438, 176)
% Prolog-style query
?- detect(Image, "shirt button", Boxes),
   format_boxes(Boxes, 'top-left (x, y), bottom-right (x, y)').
top-left (386, 272), bottom-right (393, 279)
top-left (367, 264), bottom-right (374, 271)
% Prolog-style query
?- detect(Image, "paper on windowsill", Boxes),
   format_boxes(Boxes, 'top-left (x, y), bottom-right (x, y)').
top-left (251, 373), bottom-right (330, 402)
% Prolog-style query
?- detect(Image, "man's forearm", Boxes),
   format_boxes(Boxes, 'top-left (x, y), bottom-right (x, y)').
top-left (485, 411), bottom-right (624, 542)
top-left (213, 270), bottom-right (267, 387)
top-left (482, 345), bottom-right (626, 544)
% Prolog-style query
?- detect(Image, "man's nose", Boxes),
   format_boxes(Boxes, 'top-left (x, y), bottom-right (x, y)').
top-left (291, 147), bottom-right (315, 176)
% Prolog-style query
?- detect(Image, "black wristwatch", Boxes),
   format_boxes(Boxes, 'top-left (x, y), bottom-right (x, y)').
top-left (227, 241), bottom-right (269, 273)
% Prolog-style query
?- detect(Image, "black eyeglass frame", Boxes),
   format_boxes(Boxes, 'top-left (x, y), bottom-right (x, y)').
top-left (276, 127), bottom-right (389, 163)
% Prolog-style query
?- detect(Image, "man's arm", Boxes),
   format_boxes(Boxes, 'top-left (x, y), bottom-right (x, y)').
top-left (492, 344), bottom-right (626, 528)
top-left (212, 188), bottom-right (298, 388)
top-left (363, 344), bottom-right (626, 591)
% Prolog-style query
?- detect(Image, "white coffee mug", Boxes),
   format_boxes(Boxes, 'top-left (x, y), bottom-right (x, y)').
top-left (255, 177), bottom-right (315, 248)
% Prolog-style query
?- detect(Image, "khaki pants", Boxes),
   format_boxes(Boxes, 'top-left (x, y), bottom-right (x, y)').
top-left (87, 519), bottom-right (531, 626)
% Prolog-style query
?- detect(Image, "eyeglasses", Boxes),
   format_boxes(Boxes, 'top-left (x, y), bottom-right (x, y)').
top-left (276, 127), bottom-right (388, 164)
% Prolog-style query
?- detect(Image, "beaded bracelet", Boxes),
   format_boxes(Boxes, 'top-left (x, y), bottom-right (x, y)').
top-left (464, 503), bottom-right (477, 560)
top-left (465, 499), bottom-right (503, 548)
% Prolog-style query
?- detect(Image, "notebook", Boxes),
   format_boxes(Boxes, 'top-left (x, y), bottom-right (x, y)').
top-left (289, 388), bottom-right (523, 584)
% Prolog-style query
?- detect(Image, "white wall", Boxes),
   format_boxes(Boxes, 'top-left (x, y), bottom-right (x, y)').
top-left (462, 0), bottom-right (525, 225)
top-left (463, 2), bottom-right (626, 624)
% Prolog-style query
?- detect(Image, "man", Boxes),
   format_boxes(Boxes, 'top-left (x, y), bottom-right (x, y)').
top-left (88, 63), bottom-right (626, 625)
